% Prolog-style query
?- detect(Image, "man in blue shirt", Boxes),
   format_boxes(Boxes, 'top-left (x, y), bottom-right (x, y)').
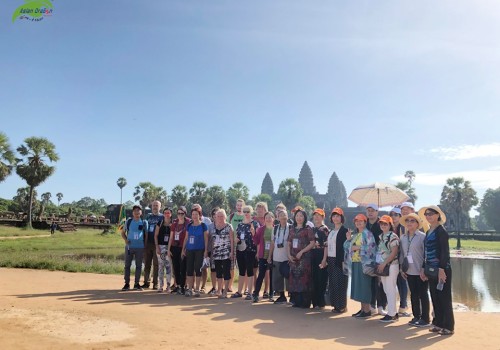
top-left (142, 200), bottom-right (163, 289)
top-left (121, 205), bottom-right (148, 291)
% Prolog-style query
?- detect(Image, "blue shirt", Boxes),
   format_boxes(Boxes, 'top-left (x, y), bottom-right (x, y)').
top-left (147, 213), bottom-right (163, 244)
top-left (127, 219), bottom-right (148, 249)
top-left (186, 223), bottom-right (207, 251)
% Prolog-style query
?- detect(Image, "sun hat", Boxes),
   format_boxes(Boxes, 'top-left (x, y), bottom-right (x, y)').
top-left (418, 205), bottom-right (447, 225)
top-left (401, 202), bottom-right (415, 210)
top-left (400, 213), bottom-right (423, 229)
top-left (313, 208), bottom-right (326, 217)
top-left (389, 207), bottom-right (402, 215)
top-left (353, 213), bottom-right (368, 222)
top-left (366, 203), bottom-right (379, 211)
top-left (378, 215), bottom-right (394, 226)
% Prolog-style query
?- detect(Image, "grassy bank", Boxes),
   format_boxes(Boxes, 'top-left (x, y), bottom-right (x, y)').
top-left (0, 225), bottom-right (51, 237)
top-left (0, 228), bottom-right (125, 274)
top-left (449, 238), bottom-right (500, 253)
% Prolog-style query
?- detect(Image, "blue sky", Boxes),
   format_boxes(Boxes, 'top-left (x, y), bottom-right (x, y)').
top-left (1, 0), bottom-right (499, 213)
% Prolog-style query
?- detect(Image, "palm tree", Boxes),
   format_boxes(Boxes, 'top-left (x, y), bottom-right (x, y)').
top-left (117, 177), bottom-right (127, 204)
top-left (404, 170), bottom-right (416, 187)
top-left (170, 185), bottom-right (188, 210)
top-left (56, 192), bottom-right (63, 206)
top-left (0, 132), bottom-right (15, 183)
top-left (15, 137), bottom-right (59, 228)
top-left (39, 192), bottom-right (52, 219)
top-left (440, 177), bottom-right (479, 249)
top-left (277, 178), bottom-right (304, 210)
top-left (133, 182), bottom-right (168, 210)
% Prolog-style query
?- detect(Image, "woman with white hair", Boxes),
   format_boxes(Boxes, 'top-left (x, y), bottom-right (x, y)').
top-left (211, 209), bottom-right (234, 298)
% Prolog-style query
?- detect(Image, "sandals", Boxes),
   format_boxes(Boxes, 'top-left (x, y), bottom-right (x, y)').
top-left (429, 326), bottom-right (441, 333)
top-left (439, 329), bottom-right (454, 336)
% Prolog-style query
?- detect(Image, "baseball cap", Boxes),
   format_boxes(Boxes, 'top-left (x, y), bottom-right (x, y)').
top-left (366, 203), bottom-right (379, 211)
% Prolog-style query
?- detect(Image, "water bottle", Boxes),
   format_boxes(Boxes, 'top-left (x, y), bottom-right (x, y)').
top-left (437, 279), bottom-right (444, 291)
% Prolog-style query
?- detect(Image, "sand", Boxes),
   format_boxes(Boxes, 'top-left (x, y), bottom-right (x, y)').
top-left (0, 268), bottom-right (498, 350)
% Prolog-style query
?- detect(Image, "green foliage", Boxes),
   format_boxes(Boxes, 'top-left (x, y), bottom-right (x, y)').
top-left (15, 137), bottom-right (59, 228)
top-left (226, 182), bottom-right (250, 210)
top-left (188, 181), bottom-right (208, 211)
top-left (205, 185), bottom-right (228, 213)
top-left (480, 187), bottom-right (500, 231)
top-left (12, 186), bottom-right (38, 213)
top-left (440, 177), bottom-right (479, 230)
top-left (133, 182), bottom-right (168, 210)
top-left (297, 195), bottom-right (316, 217)
top-left (170, 185), bottom-right (188, 210)
top-left (395, 170), bottom-right (418, 204)
top-left (277, 178), bottom-right (304, 210)
top-left (251, 193), bottom-right (273, 211)
top-left (0, 132), bottom-right (15, 183)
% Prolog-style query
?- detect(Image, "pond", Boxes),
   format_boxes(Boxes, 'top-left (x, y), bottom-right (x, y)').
top-left (451, 257), bottom-right (500, 312)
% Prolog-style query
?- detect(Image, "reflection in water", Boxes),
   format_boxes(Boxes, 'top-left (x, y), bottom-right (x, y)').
top-left (451, 258), bottom-right (500, 312)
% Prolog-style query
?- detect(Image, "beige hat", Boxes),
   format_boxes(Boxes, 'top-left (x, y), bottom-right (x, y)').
top-left (401, 213), bottom-right (423, 230)
top-left (418, 205), bottom-right (447, 225)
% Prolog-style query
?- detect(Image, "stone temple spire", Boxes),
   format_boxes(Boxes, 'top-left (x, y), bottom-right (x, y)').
top-left (261, 172), bottom-right (274, 195)
top-left (298, 161), bottom-right (317, 195)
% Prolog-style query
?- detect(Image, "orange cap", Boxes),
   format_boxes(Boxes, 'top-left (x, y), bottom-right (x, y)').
top-left (313, 208), bottom-right (326, 217)
top-left (331, 207), bottom-right (344, 216)
top-left (353, 214), bottom-right (367, 222)
top-left (291, 206), bottom-right (304, 213)
top-left (379, 215), bottom-right (394, 226)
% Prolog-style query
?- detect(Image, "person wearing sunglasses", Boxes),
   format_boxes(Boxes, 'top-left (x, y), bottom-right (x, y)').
top-left (168, 206), bottom-right (190, 295)
top-left (400, 213), bottom-right (429, 327)
top-left (418, 205), bottom-right (454, 336)
top-left (232, 205), bottom-right (258, 300)
top-left (390, 207), bottom-right (410, 317)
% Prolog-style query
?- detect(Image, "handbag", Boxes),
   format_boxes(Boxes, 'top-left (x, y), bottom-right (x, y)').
top-left (424, 264), bottom-right (439, 279)
top-left (401, 257), bottom-right (409, 273)
top-left (374, 263), bottom-right (390, 277)
top-left (362, 262), bottom-right (377, 277)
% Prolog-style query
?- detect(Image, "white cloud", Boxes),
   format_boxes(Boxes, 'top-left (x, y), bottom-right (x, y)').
top-left (426, 143), bottom-right (500, 160)
top-left (391, 167), bottom-right (500, 189)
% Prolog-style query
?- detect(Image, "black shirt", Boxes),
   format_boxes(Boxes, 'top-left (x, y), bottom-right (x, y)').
top-left (366, 218), bottom-right (382, 245)
top-left (156, 222), bottom-right (171, 246)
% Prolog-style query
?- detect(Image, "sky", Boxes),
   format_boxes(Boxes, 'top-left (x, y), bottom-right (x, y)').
top-left (1, 0), bottom-right (499, 214)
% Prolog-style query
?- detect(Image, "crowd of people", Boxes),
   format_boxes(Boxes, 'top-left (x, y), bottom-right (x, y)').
top-left (120, 199), bottom-right (455, 336)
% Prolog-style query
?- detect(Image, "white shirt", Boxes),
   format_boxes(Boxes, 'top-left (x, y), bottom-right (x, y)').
top-left (272, 225), bottom-right (289, 262)
top-left (327, 229), bottom-right (339, 257)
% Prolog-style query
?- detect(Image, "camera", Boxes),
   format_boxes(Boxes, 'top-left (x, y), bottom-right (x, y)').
top-left (277, 243), bottom-right (284, 248)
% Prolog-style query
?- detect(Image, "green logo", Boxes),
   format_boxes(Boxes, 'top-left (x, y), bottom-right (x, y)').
top-left (12, 0), bottom-right (53, 23)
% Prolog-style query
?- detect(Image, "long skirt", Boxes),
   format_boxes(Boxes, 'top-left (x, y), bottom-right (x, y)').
top-left (327, 257), bottom-right (348, 310)
top-left (350, 262), bottom-right (372, 304)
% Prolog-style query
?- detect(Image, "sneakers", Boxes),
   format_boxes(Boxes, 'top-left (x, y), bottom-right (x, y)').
top-left (438, 328), bottom-right (454, 336)
top-left (185, 289), bottom-right (192, 297)
top-left (379, 314), bottom-right (399, 323)
top-left (245, 294), bottom-right (252, 301)
top-left (355, 311), bottom-right (371, 319)
top-left (274, 295), bottom-right (287, 304)
top-left (178, 287), bottom-right (185, 295)
top-left (252, 295), bottom-right (259, 303)
top-left (352, 310), bottom-right (362, 317)
top-left (408, 317), bottom-right (419, 326)
top-left (231, 292), bottom-right (243, 298)
top-left (140, 283), bottom-right (150, 289)
top-left (378, 307), bottom-right (387, 316)
top-left (193, 290), bottom-right (201, 297)
top-left (263, 292), bottom-right (270, 299)
top-left (332, 308), bottom-right (347, 314)
top-left (121, 283), bottom-right (130, 291)
top-left (133, 283), bottom-right (143, 291)
top-left (157, 287), bottom-right (163, 293)
top-left (208, 287), bottom-right (216, 295)
top-left (200, 288), bottom-right (206, 294)
top-left (414, 319), bottom-right (430, 327)
top-left (244, 289), bottom-right (249, 296)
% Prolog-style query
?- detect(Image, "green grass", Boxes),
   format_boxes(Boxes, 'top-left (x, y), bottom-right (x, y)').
top-left (0, 227), bottom-right (125, 274)
top-left (0, 225), bottom-right (51, 237)
top-left (449, 238), bottom-right (500, 253)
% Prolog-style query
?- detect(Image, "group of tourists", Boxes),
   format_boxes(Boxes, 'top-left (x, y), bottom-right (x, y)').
top-left (120, 199), bottom-right (455, 336)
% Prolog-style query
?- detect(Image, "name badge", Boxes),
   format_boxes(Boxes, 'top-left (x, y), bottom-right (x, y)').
top-left (376, 253), bottom-right (383, 263)
top-left (240, 233), bottom-right (245, 240)
top-left (265, 241), bottom-right (271, 250)
top-left (175, 233), bottom-right (180, 241)
top-left (134, 233), bottom-right (139, 240)
top-left (215, 236), bottom-right (221, 245)
top-left (189, 236), bottom-right (194, 245)
top-left (164, 236), bottom-right (169, 243)
top-left (292, 238), bottom-right (298, 249)
top-left (149, 225), bottom-right (155, 233)
top-left (407, 254), bottom-right (414, 264)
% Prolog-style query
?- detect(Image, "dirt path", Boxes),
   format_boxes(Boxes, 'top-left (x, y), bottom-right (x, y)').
top-left (0, 268), bottom-right (498, 350)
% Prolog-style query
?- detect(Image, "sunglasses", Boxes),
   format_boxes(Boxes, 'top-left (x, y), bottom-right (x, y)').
top-left (243, 211), bottom-right (251, 214)
top-left (390, 213), bottom-right (400, 217)
top-left (405, 219), bottom-right (418, 223)
top-left (177, 212), bottom-right (185, 216)
top-left (424, 212), bottom-right (437, 216)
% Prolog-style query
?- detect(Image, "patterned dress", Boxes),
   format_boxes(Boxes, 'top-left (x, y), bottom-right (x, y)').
top-left (288, 226), bottom-right (315, 293)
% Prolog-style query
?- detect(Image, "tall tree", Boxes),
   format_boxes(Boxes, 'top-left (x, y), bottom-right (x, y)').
top-left (205, 185), bottom-right (228, 212)
top-left (16, 137), bottom-right (59, 228)
top-left (277, 178), bottom-right (304, 210)
top-left (133, 182), bottom-right (168, 210)
top-left (116, 177), bottom-right (127, 204)
top-left (0, 132), bottom-right (15, 183)
top-left (251, 193), bottom-right (273, 210)
top-left (396, 170), bottom-right (418, 204)
top-left (440, 177), bottom-right (479, 248)
top-left (56, 192), bottom-right (63, 206)
top-left (170, 185), bottom-right (188, 210)
top-left (480, 187), bottom-right (500, 232)
top-left (12, 186), bottom-right (38, 213)
top-left (189, 181), bottom-right (208, 211)
top-left (39, 192), bottom-right (52, 218)
top-left (226, 182), bottom-right (250, 210)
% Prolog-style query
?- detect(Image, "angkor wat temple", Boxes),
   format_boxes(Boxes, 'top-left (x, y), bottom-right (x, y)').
top-left (260, 161), bottom-right (348, 213)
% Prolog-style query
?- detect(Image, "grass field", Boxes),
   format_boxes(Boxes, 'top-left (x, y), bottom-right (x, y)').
top-left (1, 226), bottom-right (499, 275)
top-left (0, 227), bottom-right (125, 274)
